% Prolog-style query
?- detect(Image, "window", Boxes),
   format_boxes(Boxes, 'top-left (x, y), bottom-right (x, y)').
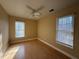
top-left (15, 21), bottom-right (25, 38)
top-left (56, 16), bottom-right (74, 48)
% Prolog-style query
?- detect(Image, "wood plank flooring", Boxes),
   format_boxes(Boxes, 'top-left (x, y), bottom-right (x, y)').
top-left (4, 40), bottom-right (70, 59)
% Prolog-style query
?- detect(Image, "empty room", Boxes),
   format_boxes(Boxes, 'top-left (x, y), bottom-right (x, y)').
top-left (0, 0), bottom-right (79, 59)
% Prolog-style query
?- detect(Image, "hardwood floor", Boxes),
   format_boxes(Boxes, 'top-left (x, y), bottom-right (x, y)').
top-left (4, 40), bottom-right (70, 59)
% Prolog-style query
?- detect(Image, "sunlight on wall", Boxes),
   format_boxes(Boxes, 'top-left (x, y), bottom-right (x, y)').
top-left (0, 33), bottom-right (3, 59)
top-left (3, 46), bottom-right (20, 59)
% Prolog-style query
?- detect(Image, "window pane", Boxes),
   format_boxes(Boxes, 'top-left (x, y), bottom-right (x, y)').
top-left (15, 21), bottom-right (25, 38)
top-left (56, 16), bottom-right (74, 47)
top-left (16, 31), bottom-right (25, 37)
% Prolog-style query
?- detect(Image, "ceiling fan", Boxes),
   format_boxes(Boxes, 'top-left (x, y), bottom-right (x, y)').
top-left (26, 5), bottom-right (44, 17)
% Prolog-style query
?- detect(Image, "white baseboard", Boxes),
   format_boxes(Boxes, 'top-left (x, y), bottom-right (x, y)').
top-left (38, 38), bottom-right (77, 59)
top-left (10, 38), bottom-right (37, 44)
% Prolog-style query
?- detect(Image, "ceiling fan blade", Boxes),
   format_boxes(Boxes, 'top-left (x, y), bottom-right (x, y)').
top-left (36, 6), bottom-right (44, 11)
top-left (26, 5), bottom-right (36, 11)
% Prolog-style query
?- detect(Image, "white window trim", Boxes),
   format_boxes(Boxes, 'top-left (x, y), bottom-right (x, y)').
top-left (56, 15), bottom-right (74, 49)
top-left (15, 21), bottom-right (25, 38)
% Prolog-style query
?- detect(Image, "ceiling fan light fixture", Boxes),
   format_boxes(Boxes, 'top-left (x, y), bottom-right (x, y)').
top-left (33, 12), bottom-right (41, 16)
top-left (34, 15), bottom-right (40, 18)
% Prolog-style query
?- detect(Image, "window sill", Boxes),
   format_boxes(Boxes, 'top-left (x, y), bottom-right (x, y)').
top-left (56, 41), bottom-right (73, 49)
top-left (16, 37), bottom-right (25, 39)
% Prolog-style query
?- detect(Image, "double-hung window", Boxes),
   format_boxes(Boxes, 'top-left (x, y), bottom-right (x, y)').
top-left (15, 21), bottom-right (25, 38)
top-left (56, 16), bottom-right (74, 48)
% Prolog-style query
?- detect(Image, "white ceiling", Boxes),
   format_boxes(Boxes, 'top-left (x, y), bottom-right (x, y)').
top-left (0, 0), bottom-right (78, 20)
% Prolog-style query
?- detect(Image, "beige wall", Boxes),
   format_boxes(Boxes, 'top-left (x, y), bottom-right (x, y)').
top-left (0, 4), bottom-right (9, 56)
top-left (9, 16), bottom-right (38, 43)
top-left (38, 3), bottom-right (79, 58)
top-left (0, 1), bottom-right (79, 58)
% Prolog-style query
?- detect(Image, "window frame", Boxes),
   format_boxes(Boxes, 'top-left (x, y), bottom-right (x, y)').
top-left (56, 15), bottom-right (74, 49)
top-left (15, 21), bottom-right (25, 38)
